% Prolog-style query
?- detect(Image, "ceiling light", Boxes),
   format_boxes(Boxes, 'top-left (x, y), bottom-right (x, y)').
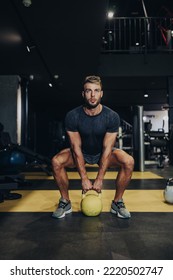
top-left (144, 94), bottom-right (149, 98)
top-left (26, 46), bottom-right (31, 52)
top-left (29, 75), bottom-right (34, 80)
top-left (22, 0), bottom-right (32, 7)
top-left (107, 11), bottom-right (114, 19)
top-left (49, 83), bottom-right (53, 87)
top-left (54, 75), bottom-right (59, 79)
top-left (26, 45), bottom-right (35, 52)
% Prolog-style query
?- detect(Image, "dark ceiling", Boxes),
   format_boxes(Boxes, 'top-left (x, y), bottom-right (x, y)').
top-left (0, 0), bottom-right (108, 110)
top-left (0, 0), bottom-right (173, 114)
top-left (109, 0), bottom-right (173, 17)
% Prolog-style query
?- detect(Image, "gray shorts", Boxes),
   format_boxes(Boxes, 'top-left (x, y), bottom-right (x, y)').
top-left (83, 148), bottom-right (119, 165)
top-left (83, 153), bottom-right (101, 165)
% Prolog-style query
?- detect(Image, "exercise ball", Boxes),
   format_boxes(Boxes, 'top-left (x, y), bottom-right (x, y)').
top-left (10, 151), bottom-right (26, 166)
top-left (81, 190), bottom-right (103, 216)
top-left (164, 178), bottom-right (173, 204)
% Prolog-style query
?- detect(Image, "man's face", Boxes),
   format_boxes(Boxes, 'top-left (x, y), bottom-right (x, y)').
top-left (82, 82), bottom-right (103, 108)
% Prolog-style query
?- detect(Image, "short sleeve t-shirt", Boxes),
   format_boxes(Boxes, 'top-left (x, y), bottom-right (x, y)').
top-left (65, 105), bottom-right (120, 156)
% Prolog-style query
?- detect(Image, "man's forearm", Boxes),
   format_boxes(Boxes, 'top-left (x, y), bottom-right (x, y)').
top-left (71, 148), bottom-right (88, 180)
top-left (96, 148), bottom-right (112, 180)
top-left (72, 147), bottom-right (93, 191)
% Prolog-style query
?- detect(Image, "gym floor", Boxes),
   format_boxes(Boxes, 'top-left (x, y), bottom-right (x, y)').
top-left (0, 164), bottom-right (173, 260)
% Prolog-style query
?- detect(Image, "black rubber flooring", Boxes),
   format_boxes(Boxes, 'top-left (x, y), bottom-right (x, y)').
top-left (0, 212), bottom-right (173, 260)
top-left (0, 165), bottom-right (173, 260)
top-left (22, 178), bottom-right (167, 190)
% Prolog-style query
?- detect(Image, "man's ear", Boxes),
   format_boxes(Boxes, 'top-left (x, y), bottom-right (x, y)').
top-left (101, 90), bottom-right (103, 98)
top-left (82, 91), bottom-right (84, 98)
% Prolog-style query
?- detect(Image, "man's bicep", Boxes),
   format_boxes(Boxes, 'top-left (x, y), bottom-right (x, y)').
top-left (66, 131), bottom-right (82, 147)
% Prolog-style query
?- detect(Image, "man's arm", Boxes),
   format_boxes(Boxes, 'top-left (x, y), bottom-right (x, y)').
top-left (93, 132), bottom-right (117, 192)
top-left (67, 131), bottom-right (93, 191)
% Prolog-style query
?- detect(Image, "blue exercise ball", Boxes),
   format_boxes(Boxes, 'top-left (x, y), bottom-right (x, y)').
top-left (10, 151), bottom-right (26, 166)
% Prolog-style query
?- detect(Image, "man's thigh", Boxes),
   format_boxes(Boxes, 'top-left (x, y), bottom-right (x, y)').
top-left (53, 148), bottom-right (76, 168)
top-left (108, 149), bottom-right (131, 168)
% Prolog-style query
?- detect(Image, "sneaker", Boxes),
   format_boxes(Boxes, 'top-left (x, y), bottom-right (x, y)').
top-left (110, 199), bottom-right (131, 219)
top-left (52, 197), bottom-right (72, 219)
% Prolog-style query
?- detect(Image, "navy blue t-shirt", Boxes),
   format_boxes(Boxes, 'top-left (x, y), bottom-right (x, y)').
top-left (65, 105), bottom-right (120, 156)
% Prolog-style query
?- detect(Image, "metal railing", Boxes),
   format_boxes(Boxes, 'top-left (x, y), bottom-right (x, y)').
top-left (102, 17), bottom-right (173, 53)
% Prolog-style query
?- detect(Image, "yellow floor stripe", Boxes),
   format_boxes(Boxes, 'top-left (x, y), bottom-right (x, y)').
top-left (24, 171), bottom-right (163, 180)
top-left (0, 189), bottom-right (172, 213)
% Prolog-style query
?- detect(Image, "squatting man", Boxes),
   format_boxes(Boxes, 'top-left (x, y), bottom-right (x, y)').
top-left (52, 75), bottom-right (134, 219)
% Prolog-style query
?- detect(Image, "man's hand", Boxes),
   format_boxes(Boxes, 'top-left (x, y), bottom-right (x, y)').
top-left (92, 178), bottom-right (103, 193)
top-left (82, 178), bottom-right (93, 193)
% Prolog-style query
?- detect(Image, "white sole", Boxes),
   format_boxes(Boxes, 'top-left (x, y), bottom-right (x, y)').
top-left (110, 208), bottom-right (131, 219)
top-left (52, 208), bottom-right (72, 219)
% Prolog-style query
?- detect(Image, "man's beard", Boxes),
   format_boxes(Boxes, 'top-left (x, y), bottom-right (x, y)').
top-left (84, 97), bottom-right (101, 109)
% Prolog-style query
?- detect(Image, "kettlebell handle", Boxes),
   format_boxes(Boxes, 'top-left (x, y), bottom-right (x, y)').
top-left (82, 190), bottom-right (102, 199)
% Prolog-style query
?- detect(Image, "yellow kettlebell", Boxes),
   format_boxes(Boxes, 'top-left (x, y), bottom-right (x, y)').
top-left (81, 190), bottom-right (103, 216)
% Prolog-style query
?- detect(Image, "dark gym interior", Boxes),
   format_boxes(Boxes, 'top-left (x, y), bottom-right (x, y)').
top-left (1, 0), bottom-right (173, 261)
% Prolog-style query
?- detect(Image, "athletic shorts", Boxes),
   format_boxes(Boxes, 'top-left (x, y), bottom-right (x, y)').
top-left (71, 148), bottom-right (118, 165)
top-left (83, 153), bottom-right (101, 165)
top-left (83, 148), bottom-right (120, 164)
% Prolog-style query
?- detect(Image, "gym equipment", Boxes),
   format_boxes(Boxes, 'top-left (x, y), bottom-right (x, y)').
top-left (0, 143), bottom-right (52, 175)
top-left (133, 105), bottom-right (145, 171)
top-left (81, 190), bottom-right (103, 216)
top-left (117, 120), bottom-right (133, 155)
top-left (0, 123), bottom-right (51, 201)
top-left (149, 130), bottom-right (169, 168)
top-left (0, 147), bottom-right (25, 202)
top-left (1, 122), bottom-right (51, 175)
top-left (14, 144), bottom-right (51, 174)
top-left (164, 178), bottom-right (173, 204)
top-left (0, 175), bottom-right (20, 203)
top-left (10, 151), bottom-right (26, 166)
top-left (0, 149), bottom-right (11, 167)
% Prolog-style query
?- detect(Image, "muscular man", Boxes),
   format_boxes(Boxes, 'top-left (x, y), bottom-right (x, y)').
top-left (52, 76), bottom-right (134, 219)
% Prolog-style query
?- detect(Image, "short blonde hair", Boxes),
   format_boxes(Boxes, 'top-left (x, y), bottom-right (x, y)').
top-left (83, 75), bottom-right (102, 89)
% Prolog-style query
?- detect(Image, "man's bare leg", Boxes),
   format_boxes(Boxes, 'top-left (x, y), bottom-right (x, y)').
top-left (51, 148), bottom-right (75, 201)
top-left (107, 149), bottom-right (134, 218)
top-left (108, 149), bottom-right (134, 202)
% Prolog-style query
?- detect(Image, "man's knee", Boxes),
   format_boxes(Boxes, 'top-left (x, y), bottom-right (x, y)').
top-left (114, 149), bottom-right (134, 170)
top-left (52, 149), bottom-right (75, 169)
top-left (51, 153), bottom-right (62, 169)
top-left (124, 154), bottom-right (134, 171)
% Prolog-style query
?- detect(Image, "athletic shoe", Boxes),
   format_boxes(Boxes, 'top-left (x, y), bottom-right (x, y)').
top-left (110, 199), bottom-right (131, 219)
top-left (52, 197), bottom-right (72, 219)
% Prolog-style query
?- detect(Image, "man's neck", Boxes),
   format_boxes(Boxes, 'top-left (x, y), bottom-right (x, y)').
top-left (83, 104), bottom-right (102, 116)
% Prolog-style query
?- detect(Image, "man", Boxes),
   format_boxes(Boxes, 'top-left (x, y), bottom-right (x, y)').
top-left (52, 76), bottom-right (134, 219)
